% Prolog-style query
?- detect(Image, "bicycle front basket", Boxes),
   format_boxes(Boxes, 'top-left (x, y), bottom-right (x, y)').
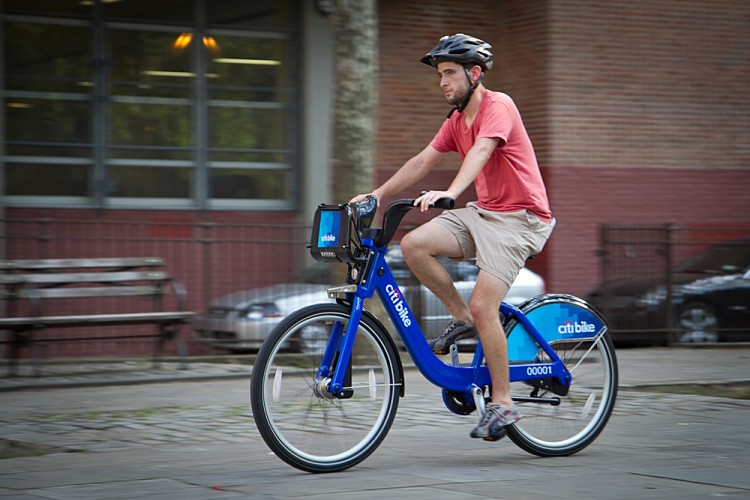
top-left (309, 204), bottom-right (361, 263)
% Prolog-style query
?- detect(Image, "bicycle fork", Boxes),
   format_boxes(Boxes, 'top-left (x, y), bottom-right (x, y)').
top-left (314, 295), bottom-right (367, 399)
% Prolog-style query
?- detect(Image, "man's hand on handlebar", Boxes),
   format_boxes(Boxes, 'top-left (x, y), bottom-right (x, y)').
top-left (414, 190), bottom-right (455, 213)
top-left (349, 193), bottom-right (379, 207)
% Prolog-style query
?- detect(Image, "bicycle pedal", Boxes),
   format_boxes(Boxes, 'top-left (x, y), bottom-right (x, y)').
top-left (432, 345), bottom-right (451, 355)
top-left (482, 429), bottom-right (507, 442)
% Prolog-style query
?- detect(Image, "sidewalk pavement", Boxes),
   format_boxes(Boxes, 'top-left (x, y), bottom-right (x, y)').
top-left (1, 346), bottom-right (749, 499)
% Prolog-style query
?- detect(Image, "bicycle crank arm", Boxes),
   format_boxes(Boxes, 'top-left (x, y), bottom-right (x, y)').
top-left (512, 396), bottom-right (561, 406)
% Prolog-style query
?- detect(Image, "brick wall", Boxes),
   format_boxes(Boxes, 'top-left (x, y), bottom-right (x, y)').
top-left (548, 0), bottom-right (750, 170)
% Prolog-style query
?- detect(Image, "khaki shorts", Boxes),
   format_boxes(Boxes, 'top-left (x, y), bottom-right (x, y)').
top-left (433, 202), bottom-right (554, 287)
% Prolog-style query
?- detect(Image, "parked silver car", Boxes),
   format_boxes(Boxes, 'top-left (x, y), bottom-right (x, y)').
top-left (193, 251), bottom-right (545, 352)
top-left (193, 282), bottom-right (334, 352)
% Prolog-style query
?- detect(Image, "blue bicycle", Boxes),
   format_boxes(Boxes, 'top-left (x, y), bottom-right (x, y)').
top-left (250, 196), bottom-right (618, 473)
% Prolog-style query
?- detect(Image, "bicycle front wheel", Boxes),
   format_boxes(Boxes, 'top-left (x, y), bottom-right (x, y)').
top-left (250, 304), bottom-right (401, 473)
top-left (507, 333), bottom-right (618, 456)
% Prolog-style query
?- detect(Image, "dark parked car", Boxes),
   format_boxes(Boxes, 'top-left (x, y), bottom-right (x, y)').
top-left (586, 239), bottom-right (750, 345)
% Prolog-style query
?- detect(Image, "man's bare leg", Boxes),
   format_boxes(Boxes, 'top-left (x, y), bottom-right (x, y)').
top-left (399, 222), bottom-right (472, 324)
top-left (470, 270), bottom-right (512, 407)
top-left (401, 221), bottom-right (517, 444)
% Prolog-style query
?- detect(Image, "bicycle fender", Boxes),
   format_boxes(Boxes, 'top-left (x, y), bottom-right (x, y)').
top-left (505, 294), bottom-right (608, 362)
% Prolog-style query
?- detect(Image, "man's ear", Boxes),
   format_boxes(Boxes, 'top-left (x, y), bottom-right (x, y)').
top-left (470, 65), bottom-right (483, 83)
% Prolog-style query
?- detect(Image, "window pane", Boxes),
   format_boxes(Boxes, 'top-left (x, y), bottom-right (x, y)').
top-left (207, 0), bottom-right (291, 29)
top-left (6, 163), bottom-right (89, 196)
top-left (111, 102), bottom-right (191, 150)
top-left (110, 29), bottom-right (192, 98)
top-left (208, 34), bottom-right (291, 102)
top-left (5, 21), bottom-right (91, 93)
top-left (210, 107), bottom-right (288, 151)
top-left (7, 98), bottom-right (91, 145)
top-left (109, 167), bottom-right (192, 198)
top-left (210, 169), bottom-right (288, 199)
top-left (104, 0), bottom-right (193, 24)
top-left (4, 0), bottom-right (91, 19)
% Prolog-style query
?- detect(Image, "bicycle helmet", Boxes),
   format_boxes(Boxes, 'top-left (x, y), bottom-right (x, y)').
top-left (421, 34), bottom-right (494, 115)
top-left (420, 33), bottom-right (494, 71)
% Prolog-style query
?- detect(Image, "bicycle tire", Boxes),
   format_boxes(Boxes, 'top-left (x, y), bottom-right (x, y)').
top-left (250, 303), bottom-right (401, 473)
top-left (504, 297), bottom-right (619, 456)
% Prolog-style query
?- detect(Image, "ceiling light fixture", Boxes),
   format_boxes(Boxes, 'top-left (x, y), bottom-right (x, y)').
top-left (142, 70), bottom-right (219, 78)
top-left (213, 58), bottom-right (281, 66)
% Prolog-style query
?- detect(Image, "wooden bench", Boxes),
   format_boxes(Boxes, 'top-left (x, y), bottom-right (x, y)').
top-left (0, 257), bottom-right (194, 376)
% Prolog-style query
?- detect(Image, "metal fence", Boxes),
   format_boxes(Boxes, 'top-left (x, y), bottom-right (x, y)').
top-left (1, 216), bottom-right (317, 358)
top-left (596, 224), bottom-right (750, 344)
top-left (4, 217), bottom-right (748, 359)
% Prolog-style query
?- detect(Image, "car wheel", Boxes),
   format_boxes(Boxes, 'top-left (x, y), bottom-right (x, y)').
top-left (675, 302), bottom-right (720, 343)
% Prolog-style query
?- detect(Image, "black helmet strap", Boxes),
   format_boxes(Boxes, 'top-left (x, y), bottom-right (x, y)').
top-left (447, 66), bottom-right (482, 118)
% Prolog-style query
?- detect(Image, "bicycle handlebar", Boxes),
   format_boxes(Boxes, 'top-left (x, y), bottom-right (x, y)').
top-left (359, 194), bottom-right (454, 248)
top-left (426, 197), bottom-right (456, 210)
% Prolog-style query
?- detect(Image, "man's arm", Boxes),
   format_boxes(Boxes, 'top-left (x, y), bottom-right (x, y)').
top-left (415, 137), bottom-right (500, 211)
top-left (350, 145), bottom-right (444, 205)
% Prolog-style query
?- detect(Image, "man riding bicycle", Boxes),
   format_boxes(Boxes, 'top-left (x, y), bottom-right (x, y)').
top-left (351, 33), bottom-right (554, 441)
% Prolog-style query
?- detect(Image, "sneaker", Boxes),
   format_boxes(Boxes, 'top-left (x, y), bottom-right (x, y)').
top-left (470, 404), bottom-right (522, 441)
top-left (428, 319), bottom-right (478, 354)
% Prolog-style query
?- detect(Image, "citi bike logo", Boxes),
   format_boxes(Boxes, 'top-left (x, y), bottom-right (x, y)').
top-left (385, 284), bottom-right (412, 327)
top-left (558, 320), bottom-right (596, 335)
top-left (321, 234), bottom-right (336, 243)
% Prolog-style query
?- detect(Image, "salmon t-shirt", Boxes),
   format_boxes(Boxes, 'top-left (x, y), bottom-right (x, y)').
top-left (430, 91), bottom-right (551, 222)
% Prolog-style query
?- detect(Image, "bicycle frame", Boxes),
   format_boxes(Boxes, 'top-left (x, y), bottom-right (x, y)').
top-left (317, 237), bottom-right (572, 399)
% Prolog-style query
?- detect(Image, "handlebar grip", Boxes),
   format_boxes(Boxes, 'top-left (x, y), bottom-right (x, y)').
top-left (417, 191), bottom-right (455, 210)
top-left (432, 198), bottom-right (455, 210)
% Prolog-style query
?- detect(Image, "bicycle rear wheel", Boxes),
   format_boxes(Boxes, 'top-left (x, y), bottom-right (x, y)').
top-left (250, 304), bottom-right (401, 473)
top-left (506, 333), bottom-right (618, 456)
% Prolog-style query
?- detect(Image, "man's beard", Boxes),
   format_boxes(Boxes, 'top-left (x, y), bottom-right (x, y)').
top-left (447, 84), bottom-right (470, 106)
